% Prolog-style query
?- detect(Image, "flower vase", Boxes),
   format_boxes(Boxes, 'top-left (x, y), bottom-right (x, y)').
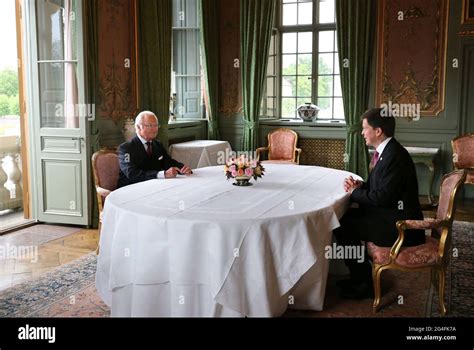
top-left (233, 176), bottom-right (252, 186)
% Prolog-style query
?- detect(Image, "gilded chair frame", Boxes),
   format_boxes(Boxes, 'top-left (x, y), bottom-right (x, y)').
top-left (91, 148), bottom-right (119, 253)
top-left (256, 128), bottom-right (302, 164)
top-left (451, 133), bottom-right (474, 185)
top-left (371, 169), bottom-right (467, 316)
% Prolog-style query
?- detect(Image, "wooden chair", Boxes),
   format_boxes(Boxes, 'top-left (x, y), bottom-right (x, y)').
top-left (91, 148), bottom-right (120, 253)
top-left (256, 128), bottom-right (301, 164)
top-left (452, 133), bottom-right (474, 185)
top-left (368, 169), bottom-right (467, 316)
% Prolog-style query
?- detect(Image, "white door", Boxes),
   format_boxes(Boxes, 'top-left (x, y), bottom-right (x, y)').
top-left (24, 0), bottom-right (90, 225)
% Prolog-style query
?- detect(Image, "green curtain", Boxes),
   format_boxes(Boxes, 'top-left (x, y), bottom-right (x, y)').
top-left (138, 0), bottom-right (172, 148)
top-left (240, 0), bottom-right (276, 151)
top-left (336, 0), bottom-right (375, 180)
top-left (84, 0), bottom-right (100, 228)
top-left (199, 0), bottom-right (221, 140)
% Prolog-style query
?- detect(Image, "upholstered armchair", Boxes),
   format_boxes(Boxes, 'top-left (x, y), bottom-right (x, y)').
top-left (92, 148), bottom-right (120, 251)
top-left (367, 169), bottom-right (467, 316)
top-left (452, 133), bottom-right (474, 185)
top-left (256, 128), bottom-right (302, 164)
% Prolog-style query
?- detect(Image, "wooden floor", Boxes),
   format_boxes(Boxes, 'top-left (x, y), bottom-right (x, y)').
top-left (0, 198), bottom-right (472, 293)
top-left (0, 229), bottom-right (98, 291)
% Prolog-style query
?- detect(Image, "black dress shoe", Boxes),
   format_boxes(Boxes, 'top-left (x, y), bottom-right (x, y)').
top-left (336, 278), bottom-right (361, 289)
top-left (339, 282), bottom-right (375, 300)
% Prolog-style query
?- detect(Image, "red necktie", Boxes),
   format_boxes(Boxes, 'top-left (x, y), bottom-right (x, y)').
top-left (370, 151), bottom-right (379, 170)
top-left (146, 142), bottom-right (152, 157)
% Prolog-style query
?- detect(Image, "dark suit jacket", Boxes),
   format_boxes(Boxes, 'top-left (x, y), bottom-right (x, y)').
top-left (351, 138), bottom-right (425, 246)
top-left (118, 136), bottom-right (183, 188)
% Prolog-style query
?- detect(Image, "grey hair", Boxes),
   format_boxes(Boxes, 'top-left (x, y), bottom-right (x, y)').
top-left (135, 111), bottom-right (159, 127)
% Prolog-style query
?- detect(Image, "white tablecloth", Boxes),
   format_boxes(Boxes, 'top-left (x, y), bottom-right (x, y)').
top-left (168, 140), bottom-right (232, 169)
top-left (96, 164), bottom-right (354, 317)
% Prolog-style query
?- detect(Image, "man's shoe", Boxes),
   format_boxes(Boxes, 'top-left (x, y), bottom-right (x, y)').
top-left (336, 278), bottom-right (361, 289)
top-left (339, 282), bottom-right (375, 300)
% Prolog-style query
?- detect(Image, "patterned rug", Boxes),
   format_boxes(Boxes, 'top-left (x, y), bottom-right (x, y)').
top-left (0, 222), bottom-right (472, 318)
top-left (0, 253), bottom-right (109, 317)
top-left (427, 221), bottom-right (474, 317)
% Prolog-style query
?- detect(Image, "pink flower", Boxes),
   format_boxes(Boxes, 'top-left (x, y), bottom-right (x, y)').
top-left (245, 168), bottom-right (253, 177)
top-left (237, 169), bottom-right (244, 176)
top-left (231, 170), bottom-right (237, 177)
top-left (230, 165), bottom-right (236, 172)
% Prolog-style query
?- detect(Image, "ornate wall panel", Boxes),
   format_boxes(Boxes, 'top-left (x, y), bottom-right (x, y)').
top-left (375, 0), bottom-right (449, 116)
top-left (98, 0), bottom-right (138, 123)
top-left (218, 0), bottom-right (242, 115)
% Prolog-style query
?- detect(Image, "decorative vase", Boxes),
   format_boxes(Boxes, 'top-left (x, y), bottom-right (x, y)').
top-left (297, 103), bottom-right (320, 122)
top-left (122, 117), bottom-right (136, 142)
top-left (233, 176), bottom-right (252, 186)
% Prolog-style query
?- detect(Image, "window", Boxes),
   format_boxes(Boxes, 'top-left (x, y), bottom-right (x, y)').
top-left (270, 0), bottom-right (343, 121)
top-left (261, 30), bottom-right (278, 118)
top-left (172, 0), bottom-right (203, 119)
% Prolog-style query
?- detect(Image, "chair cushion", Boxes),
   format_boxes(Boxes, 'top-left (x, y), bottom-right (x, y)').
top-left (367, 236), bottom-right (440, 267)
top-left (269, 130), bottom-right (297, 161)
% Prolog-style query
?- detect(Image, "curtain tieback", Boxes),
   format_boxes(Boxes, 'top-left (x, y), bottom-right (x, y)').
top-left (244, 120), bottom-right (258, 130)
top-left (347, 124), bottom-right (362, 133)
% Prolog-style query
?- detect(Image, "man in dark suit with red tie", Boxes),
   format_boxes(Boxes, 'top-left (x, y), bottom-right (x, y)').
top-left (334, 108), bottom-right (425, 299)
top-left (118, 111), bottom-right (192, 188)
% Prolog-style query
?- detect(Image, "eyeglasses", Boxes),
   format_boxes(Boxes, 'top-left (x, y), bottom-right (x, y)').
top-left (141, 123), bottom-right (159, 129)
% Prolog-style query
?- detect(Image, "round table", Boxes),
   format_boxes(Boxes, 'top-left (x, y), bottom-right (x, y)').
top-left (96, 164), bottom-right (354, 317)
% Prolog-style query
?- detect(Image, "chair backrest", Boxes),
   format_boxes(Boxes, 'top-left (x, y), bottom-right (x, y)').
top-left (452, 134), bottom-right (474, 170)
top-left (433, 170), bottom-right (467, 247)
top-left (267, 128), bottom-right (298, 162)
top-left (452, 134), bottom-right (474, 185)
top-left (92, 149), bottom-right (120, 208)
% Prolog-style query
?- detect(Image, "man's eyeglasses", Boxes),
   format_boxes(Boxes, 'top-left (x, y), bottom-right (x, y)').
top-left (141, 123), bottom-right (159, 129)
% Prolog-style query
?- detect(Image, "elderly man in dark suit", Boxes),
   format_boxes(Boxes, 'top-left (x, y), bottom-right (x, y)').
top-left (118, 111), bottom-right (192, 188)
top-left (334, 108), bottom-right (425, 299)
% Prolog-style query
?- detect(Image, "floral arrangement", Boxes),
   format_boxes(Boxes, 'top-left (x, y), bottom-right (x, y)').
top-left (224, 155), bottom-right (265, 181)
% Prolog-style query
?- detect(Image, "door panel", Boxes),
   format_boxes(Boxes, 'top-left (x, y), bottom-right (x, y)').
top-left (25, 0), bottom-right (90, 225)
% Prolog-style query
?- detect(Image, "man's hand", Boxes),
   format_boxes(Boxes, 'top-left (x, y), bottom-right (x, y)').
top-left (343, 176), bottom-right (362, 193)
top-left (165, 167), bottom-right (180, 178)
top-left (179, 165), bottom-right (193, 175)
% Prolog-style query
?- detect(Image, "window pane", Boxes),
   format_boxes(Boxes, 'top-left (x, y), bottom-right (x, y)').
top-left (39, 63), bottom-right (79, 128)
top-left (318, 53), bottom-right (334, 74)
top-left (297, 54), bottom-right (312, 74)
top-left (298, 32), bottom-right (312, 53)
top-left (319, 0), bottom-right (335, 24)
top-left (282, 76), bottom-right (297, 97)
top-left (283, 3), bottom-right (298, 26)
top-left (267, 77), bottom-right (275, 96)
top-left (36, 0), bottom-right (78, 61)
top-left (318, 76), bottom-right (333, 97)
top-left (282, 98), bottom-right (297, 118)
top-left (333, 97), bottom-right (344, 119)
top-left (297, 76), bottom-right (312, 97)
top-left (334, 52), bottom-right (340, 74)
top-left (318, 30), bottom-right (334, 52)
top-left (298, 2), bottom-right (312, 25)
top-left (282, 33), bottom-right (297, 53)
top-left (268, 56), bottom-right (275, 75)
top-left (317, 97), bottom-right (332, 118)
top-left (282, 54), bottom-right (297, 75)
top-left (334, 75), bottom-right (342, 96)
